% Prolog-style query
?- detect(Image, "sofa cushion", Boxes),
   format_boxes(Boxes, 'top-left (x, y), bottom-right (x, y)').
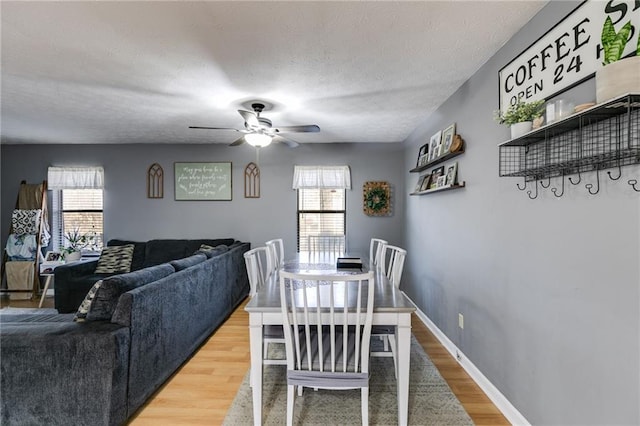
top-left (73, 280), bottom-right (104, 322)
top-left (95, 244), bottom-right (135, 274)
top-left (195, 244), bottom-right (229, 258)
top-left (142, 238), bottom-right (235, 267)
top-left (108, 239), bottom-right (147, 271)
top-left (84, 263), bottom-right (175, 321)
top-left (169, 253), bottom-right (207, 271)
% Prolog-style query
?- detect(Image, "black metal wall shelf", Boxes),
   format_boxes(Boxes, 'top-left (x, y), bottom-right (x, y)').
top-left (410, 182), bottom-right (466, 196)
top-left (410, 149), bottom-right (465, 173)
top-left (498, 94), bottom-right (640, 195)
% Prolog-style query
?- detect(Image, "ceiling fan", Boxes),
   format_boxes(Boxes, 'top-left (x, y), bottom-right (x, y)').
top-left (189, 102), bottom-right (320, 148)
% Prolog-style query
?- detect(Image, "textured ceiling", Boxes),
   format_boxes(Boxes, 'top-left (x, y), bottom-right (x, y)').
top-left (1, 1), bottom-right (547, 145)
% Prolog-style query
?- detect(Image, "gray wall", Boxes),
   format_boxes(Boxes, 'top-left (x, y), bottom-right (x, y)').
top-left (1, 143), bottom-right (405, 259)
top-left (402, 1), bottom-right (639, 425)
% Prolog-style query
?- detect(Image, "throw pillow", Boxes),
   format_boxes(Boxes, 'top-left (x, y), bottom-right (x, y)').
top-left (11, 209), bottom-right (42, 235)
top-left (74, 280), bottom-right (103, 322)
top-left (95, 244), bottom-right (134, 274)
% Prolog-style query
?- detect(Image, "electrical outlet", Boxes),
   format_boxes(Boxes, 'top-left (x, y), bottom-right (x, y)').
top-left (458, 313), bottom-right (464, 329)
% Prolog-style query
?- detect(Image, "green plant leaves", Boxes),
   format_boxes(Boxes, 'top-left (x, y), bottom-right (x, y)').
top-left (494, 99), bottom-right (545, 126)
top-left (601, 17), bottom-right (633, 65)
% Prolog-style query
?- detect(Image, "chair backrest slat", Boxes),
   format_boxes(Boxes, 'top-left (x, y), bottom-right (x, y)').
top-left (265, 238), bottom-right (284, 276)
top-left (244, 247), bottom-right (269, 297)
top-left (279, 270), bottom-right (375, 375)
top-left (379, 244), bottom-right (407, 288)
top-left (308, 234), bottom-right (346, 254)
top-left (369, 238), bottom-right (388, 268)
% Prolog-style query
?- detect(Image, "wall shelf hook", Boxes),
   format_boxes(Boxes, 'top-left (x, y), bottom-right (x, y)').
top-left (516, 177), bottom-right (527, 191)
top-left (628, 179), bottom-right (640, 192)
top-left (527, 180), bottom-right (538, 200)
top-left (551, 173), bottom-right (565, 198)
top-left (540, 177), bottom-right (551, 188)
top-left (568, 170), bottom-right (582, 185)
top-left (606, 162), bottom-right (622, 181)
top-left (585, 166), bottom-right (601, 195)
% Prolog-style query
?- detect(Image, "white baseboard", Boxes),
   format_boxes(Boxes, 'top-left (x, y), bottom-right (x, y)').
top-left (406, 294), bottom-right (530, 426)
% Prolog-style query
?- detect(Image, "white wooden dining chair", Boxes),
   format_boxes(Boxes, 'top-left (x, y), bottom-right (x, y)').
top-left (265, 238), bottom-right (284, 277)
top-left (369, 238), bottom-right (387, 268)
top-left (370, 244), bottom-right (407, 376)
top-left (279, 270), bottom-right (375, 426)
top-left (244, 247), bottom-right (286, 371)
top-left (307, 234), bottom-right (346, 254)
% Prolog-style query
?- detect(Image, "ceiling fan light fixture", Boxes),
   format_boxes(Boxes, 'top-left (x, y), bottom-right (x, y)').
top-left (245, 133), bottom-right (272, 147)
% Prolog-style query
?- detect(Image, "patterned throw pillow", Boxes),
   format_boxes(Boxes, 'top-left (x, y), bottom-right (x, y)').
top-left (11, 209), bottom-right (42, 235)
top-left (74, 280), bottom-right (103, 322)
top-left (94, 244), bottom-right (135, 274)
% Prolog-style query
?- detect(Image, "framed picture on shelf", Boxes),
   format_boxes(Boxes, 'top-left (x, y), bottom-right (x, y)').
top-left (436, 175), bottom-right (447, 188)
top-left (429, 166), bottom-right (444, 189)
top-left (445, 162), bottom-right (458, 186)
top-left (44, 251), bottom-right (63, 262)
top-left (428, 131), bottom-right (442, 161)
top-left (419, 175), bottom-right (432, 192)
top-left (441, 123), bottom-right (456, 155)
top-left (414, 175), bottom-right (427, 192)
top-left (416, 144), bottom-right (429, 167)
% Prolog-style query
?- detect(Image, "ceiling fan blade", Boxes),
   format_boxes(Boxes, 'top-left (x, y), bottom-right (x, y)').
top-left (273, 135), bottom-right (299, 148)
top-left (273, 125), bottom-right (320, 133)
top-left (229, 136), bottom-right (246, 146)
top-left (238, 110), bottom-right (259, 128)
top-left (189, 126), bottom-right (246, 132)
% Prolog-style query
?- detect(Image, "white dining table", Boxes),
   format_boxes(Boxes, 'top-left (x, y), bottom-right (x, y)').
top-left (245, 252), bottom-right (416, 425)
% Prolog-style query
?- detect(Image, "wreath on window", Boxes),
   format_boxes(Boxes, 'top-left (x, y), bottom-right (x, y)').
top-left (363, 181), bottom-right (391, 216)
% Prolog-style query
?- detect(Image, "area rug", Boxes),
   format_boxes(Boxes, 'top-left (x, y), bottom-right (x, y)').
top-left (223, 335), bottom-right (474, 425)
top-left (0, 307), bottom-right (57, 314)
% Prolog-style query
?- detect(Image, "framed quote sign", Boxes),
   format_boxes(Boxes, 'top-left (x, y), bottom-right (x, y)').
top-left (174, 162), bottom-right (232, 201)
top-left (498, 0), bottom-right (640, 112)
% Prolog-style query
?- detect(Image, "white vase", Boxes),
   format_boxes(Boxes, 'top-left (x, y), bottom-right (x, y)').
top-left (65, 251), bottom-right (82, 262)
top-left (510, 121), bottom-right (532, 139)
top-left (596, 56), bottom-right (640, 104)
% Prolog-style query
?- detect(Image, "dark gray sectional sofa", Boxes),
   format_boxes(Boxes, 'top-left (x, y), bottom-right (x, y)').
top-left (0, 240), bottom-right (250, 426)
top-left (54, 238), bottom-right (237, 313)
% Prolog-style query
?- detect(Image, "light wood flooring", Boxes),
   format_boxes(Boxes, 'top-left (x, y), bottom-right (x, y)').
top-left (3, 295), bottom-right (509, 425)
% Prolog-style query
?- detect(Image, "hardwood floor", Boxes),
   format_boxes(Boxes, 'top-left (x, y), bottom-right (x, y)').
top-left (2, 294), bottom-right (509, 425)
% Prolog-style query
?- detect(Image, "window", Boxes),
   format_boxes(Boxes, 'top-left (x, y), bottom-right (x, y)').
top-left (292, 165), bottom-right (350, 252)
top-left (297, 189), bottom-right (346, 252)
top-left (48, 166), bottom-right (104, 254)
top-left (52, 189), bottom-right (104, 252)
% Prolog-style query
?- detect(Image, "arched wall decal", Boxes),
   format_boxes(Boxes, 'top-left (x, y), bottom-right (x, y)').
top-left (244, 162), bottom-right (260, 198)
top-left (147, 163), bottom-right (164, 198)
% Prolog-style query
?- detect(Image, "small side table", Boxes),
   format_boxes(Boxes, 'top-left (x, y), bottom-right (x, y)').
top-left (38, 273), bottom-right (54, 308)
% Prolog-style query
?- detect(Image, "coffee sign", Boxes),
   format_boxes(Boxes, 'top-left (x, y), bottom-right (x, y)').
top-left (498, 0), bottom-right (640, 112)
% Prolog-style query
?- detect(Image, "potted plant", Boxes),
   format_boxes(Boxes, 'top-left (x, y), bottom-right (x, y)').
top-left (596, 16), bottom-right (640, 103)
top-left (494, 98), bottom-right (545, 139)
top-left (62, 228), bottom-right (93, 261)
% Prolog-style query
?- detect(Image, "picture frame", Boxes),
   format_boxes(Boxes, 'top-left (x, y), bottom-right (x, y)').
top-left (428, 131), bottom-right (442, 161)
top-left (174, 162), bottom-right (232, 201)
top-left (414, 175), bottom-right (426, 192)
top-left (441, 123), bottom-right (456, 155)
top-left (419, 174), bottom-right (432, 192)
top-left (44, 251), bottom-right (63, 262)
top-left (416, 143), bottom-right (429, 167)
top-left (436, 175), bottom-right (447, 188)
top-left (445, 162), bottom-right (458, 186)
top-left (429, 166), bottom-right (445, 189)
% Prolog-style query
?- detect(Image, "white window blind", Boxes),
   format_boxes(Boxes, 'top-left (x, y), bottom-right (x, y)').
top-left (297, 188), bottom-right (346, 252)
top-left (292, 165), bottom-right (351, 189)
